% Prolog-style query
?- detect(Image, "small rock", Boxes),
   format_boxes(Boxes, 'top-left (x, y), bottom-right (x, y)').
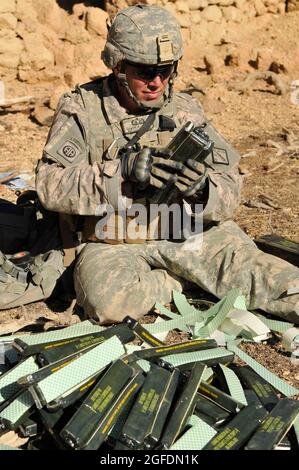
top-left (187, 0), bottom-right (208, 10)
top-left (20, 32), bottom-right (54, 71)
top-left (209, 0), bottom-right (234, 5)
top-left (269, 61), bottom-right (287, 74)
top-left (203, 54), bottom-right (223, 75)
top-left (243, 2), bottom-right (257, 18)
top-left (54, 43), bottom-right (75, 69)
top-left (32, 104), bottom-right (54, 127)
top-left (241, 151), bottom-right (257, 158)
top-left (0, 36), bottom-right (23, 68)
top-left (287, 0), bottom-right (299, 12)
top-left (238, 163), bottom-right (251, 175)
top-left (0, 13), bottom-right (17, 30)
top-left (176, 13), bottom-right (191, 28)
top-left (0, 0), bottom-right (16, 14)
top-left (222, 5), bottom-right (244, 22)
top-left (265, 2), bottom-right (279, 14)
top-left (85, 7), bottom-right (108, 37)
top-left (280, 207), bottom-right (293, 216)
top-left (72, 3), bottom-right (87, 18)
top-left (234, 0), bottom-right (247, 9)
top-left (224, 49), bottom-right (240, 67)
top-left (191, 11), bottom-right (202, 24)
top-left (176, 1), bottom-right (190, 13)
top-left (34, 0), bottom-right (67, 37)
top-left (64, 68), bottom-right (87, 87)
top-left (64, 23), bottom-right (90, 44)
top-left (202, 97), bottom-right (226, 115)
top-left (253, 0), bottom-right (267, 16)
top-left (49, 85), bottom-right (68, 111)
top-left (202, 5), bottom-right (223, 23)
top-left (277, 3), bottom-right (286, 15)
top-left (294, 373), bottom-right (299, 381)
top-left (249, 48), bottom-right (275, 71)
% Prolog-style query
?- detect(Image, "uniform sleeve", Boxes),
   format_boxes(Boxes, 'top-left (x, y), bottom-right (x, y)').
top-left (35, 91), bottom-right (125, 216)
top-left (174, 93), bottom-right (243, 224)
top-left (198, 123), bottom-right (243, 223)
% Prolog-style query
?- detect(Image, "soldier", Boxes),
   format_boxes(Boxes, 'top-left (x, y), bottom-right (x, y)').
top-left (36, 4), bottom-right (299, 324)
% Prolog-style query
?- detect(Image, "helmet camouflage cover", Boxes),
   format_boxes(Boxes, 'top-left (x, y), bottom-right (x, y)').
top-left (102, 4), bottom-right (183, 69)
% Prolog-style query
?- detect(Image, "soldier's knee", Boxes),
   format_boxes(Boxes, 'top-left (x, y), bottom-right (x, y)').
top-left (96, 296), bottom-right (126, 324)
top-left (99, 292), bottom-right (149, 323)
top-left (80, 290), bottom-right (147, 324)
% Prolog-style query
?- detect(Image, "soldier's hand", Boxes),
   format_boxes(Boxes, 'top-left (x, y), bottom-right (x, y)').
top-left (121, 147), bottom-right (184, 188)
top-left (149, 156), bottom-right (206, 197)
top-left (149, 153), bottom-right (185, 189)
top-left (121, 147), bottom-right (153, 184)
top-left (121, 149), bottom-right (206, 198)
top-left (174, 159), bottom-right (207, 198)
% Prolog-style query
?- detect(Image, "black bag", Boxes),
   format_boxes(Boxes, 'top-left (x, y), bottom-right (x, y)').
top-left (0, 191), bottom-right (68, 310)
top-left (0, 195), bottom-right (36, 254)
top-left (0, 190), bottom-right (62, 255)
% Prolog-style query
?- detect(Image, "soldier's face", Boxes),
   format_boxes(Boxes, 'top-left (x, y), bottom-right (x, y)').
top-left (125, 63), bottom-right (171, 102)
top-left (115, 62), bottom-right (172, 108)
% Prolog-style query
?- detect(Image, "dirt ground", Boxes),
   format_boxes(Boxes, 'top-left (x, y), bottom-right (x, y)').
top-left (0, 11), bottom-right (299, 388)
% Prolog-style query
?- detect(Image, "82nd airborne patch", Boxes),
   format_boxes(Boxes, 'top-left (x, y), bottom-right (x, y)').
top-left (57, 139), bottom-right (82, 163)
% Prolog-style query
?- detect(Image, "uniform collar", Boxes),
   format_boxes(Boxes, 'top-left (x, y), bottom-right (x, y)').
top-left (102, 74), bottom-right (129, 125)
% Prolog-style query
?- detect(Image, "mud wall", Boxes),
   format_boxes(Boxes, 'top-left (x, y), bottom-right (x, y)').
top-left (0, 0), bottom-right (298, 85)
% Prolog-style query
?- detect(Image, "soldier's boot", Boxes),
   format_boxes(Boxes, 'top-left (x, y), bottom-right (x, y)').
top-left (0, 250), bottom-right (65, 310)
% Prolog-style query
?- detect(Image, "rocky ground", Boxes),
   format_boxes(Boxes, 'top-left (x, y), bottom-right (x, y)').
top-left (0, 7), bottom-right (299, 389)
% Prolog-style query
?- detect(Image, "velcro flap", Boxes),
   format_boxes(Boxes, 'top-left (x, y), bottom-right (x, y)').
top-left (157, 34), bottom-right (174, 63)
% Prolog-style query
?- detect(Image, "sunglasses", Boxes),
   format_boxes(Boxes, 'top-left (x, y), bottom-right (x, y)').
top-left (125, 62), bottom-right (174, 81)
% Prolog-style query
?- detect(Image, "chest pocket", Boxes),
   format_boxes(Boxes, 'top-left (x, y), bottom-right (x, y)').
top-left (93, 129), bottom-right (174, 165)
top-left (88, 133), bottom-right (118, 164)
top-left (86, 105), bottom-right (175, 163)
top-left (139, 131), bottom-right (160, 148)
top-left (139, 130), bottom-right (174, 149)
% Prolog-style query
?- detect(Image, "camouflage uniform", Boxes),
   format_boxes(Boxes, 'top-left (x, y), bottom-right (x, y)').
top-left (36, 5), bottom-right (299, 324)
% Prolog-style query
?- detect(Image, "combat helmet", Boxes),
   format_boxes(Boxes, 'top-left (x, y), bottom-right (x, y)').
top-left (101, 4), bottom-right (183, 110)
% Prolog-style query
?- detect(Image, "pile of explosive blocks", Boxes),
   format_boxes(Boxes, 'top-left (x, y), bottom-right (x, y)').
top-left (0, 315), bottom-right (298, 451)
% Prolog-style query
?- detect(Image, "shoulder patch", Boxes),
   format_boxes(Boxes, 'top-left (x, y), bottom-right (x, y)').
top-left (212, 147), bottom-right (229, 165)
top-left (57, 139), bottom-right (83, 163)
top-left (44, 113), bottom-right (87, 167)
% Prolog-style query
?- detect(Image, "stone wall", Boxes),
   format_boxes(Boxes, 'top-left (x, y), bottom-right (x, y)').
top-left (0, 0), bottom-right (298, 85)
top-left (0, 0), bottom-right (109, 85)
top-left (105, 0), bottom-right (298, 18)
